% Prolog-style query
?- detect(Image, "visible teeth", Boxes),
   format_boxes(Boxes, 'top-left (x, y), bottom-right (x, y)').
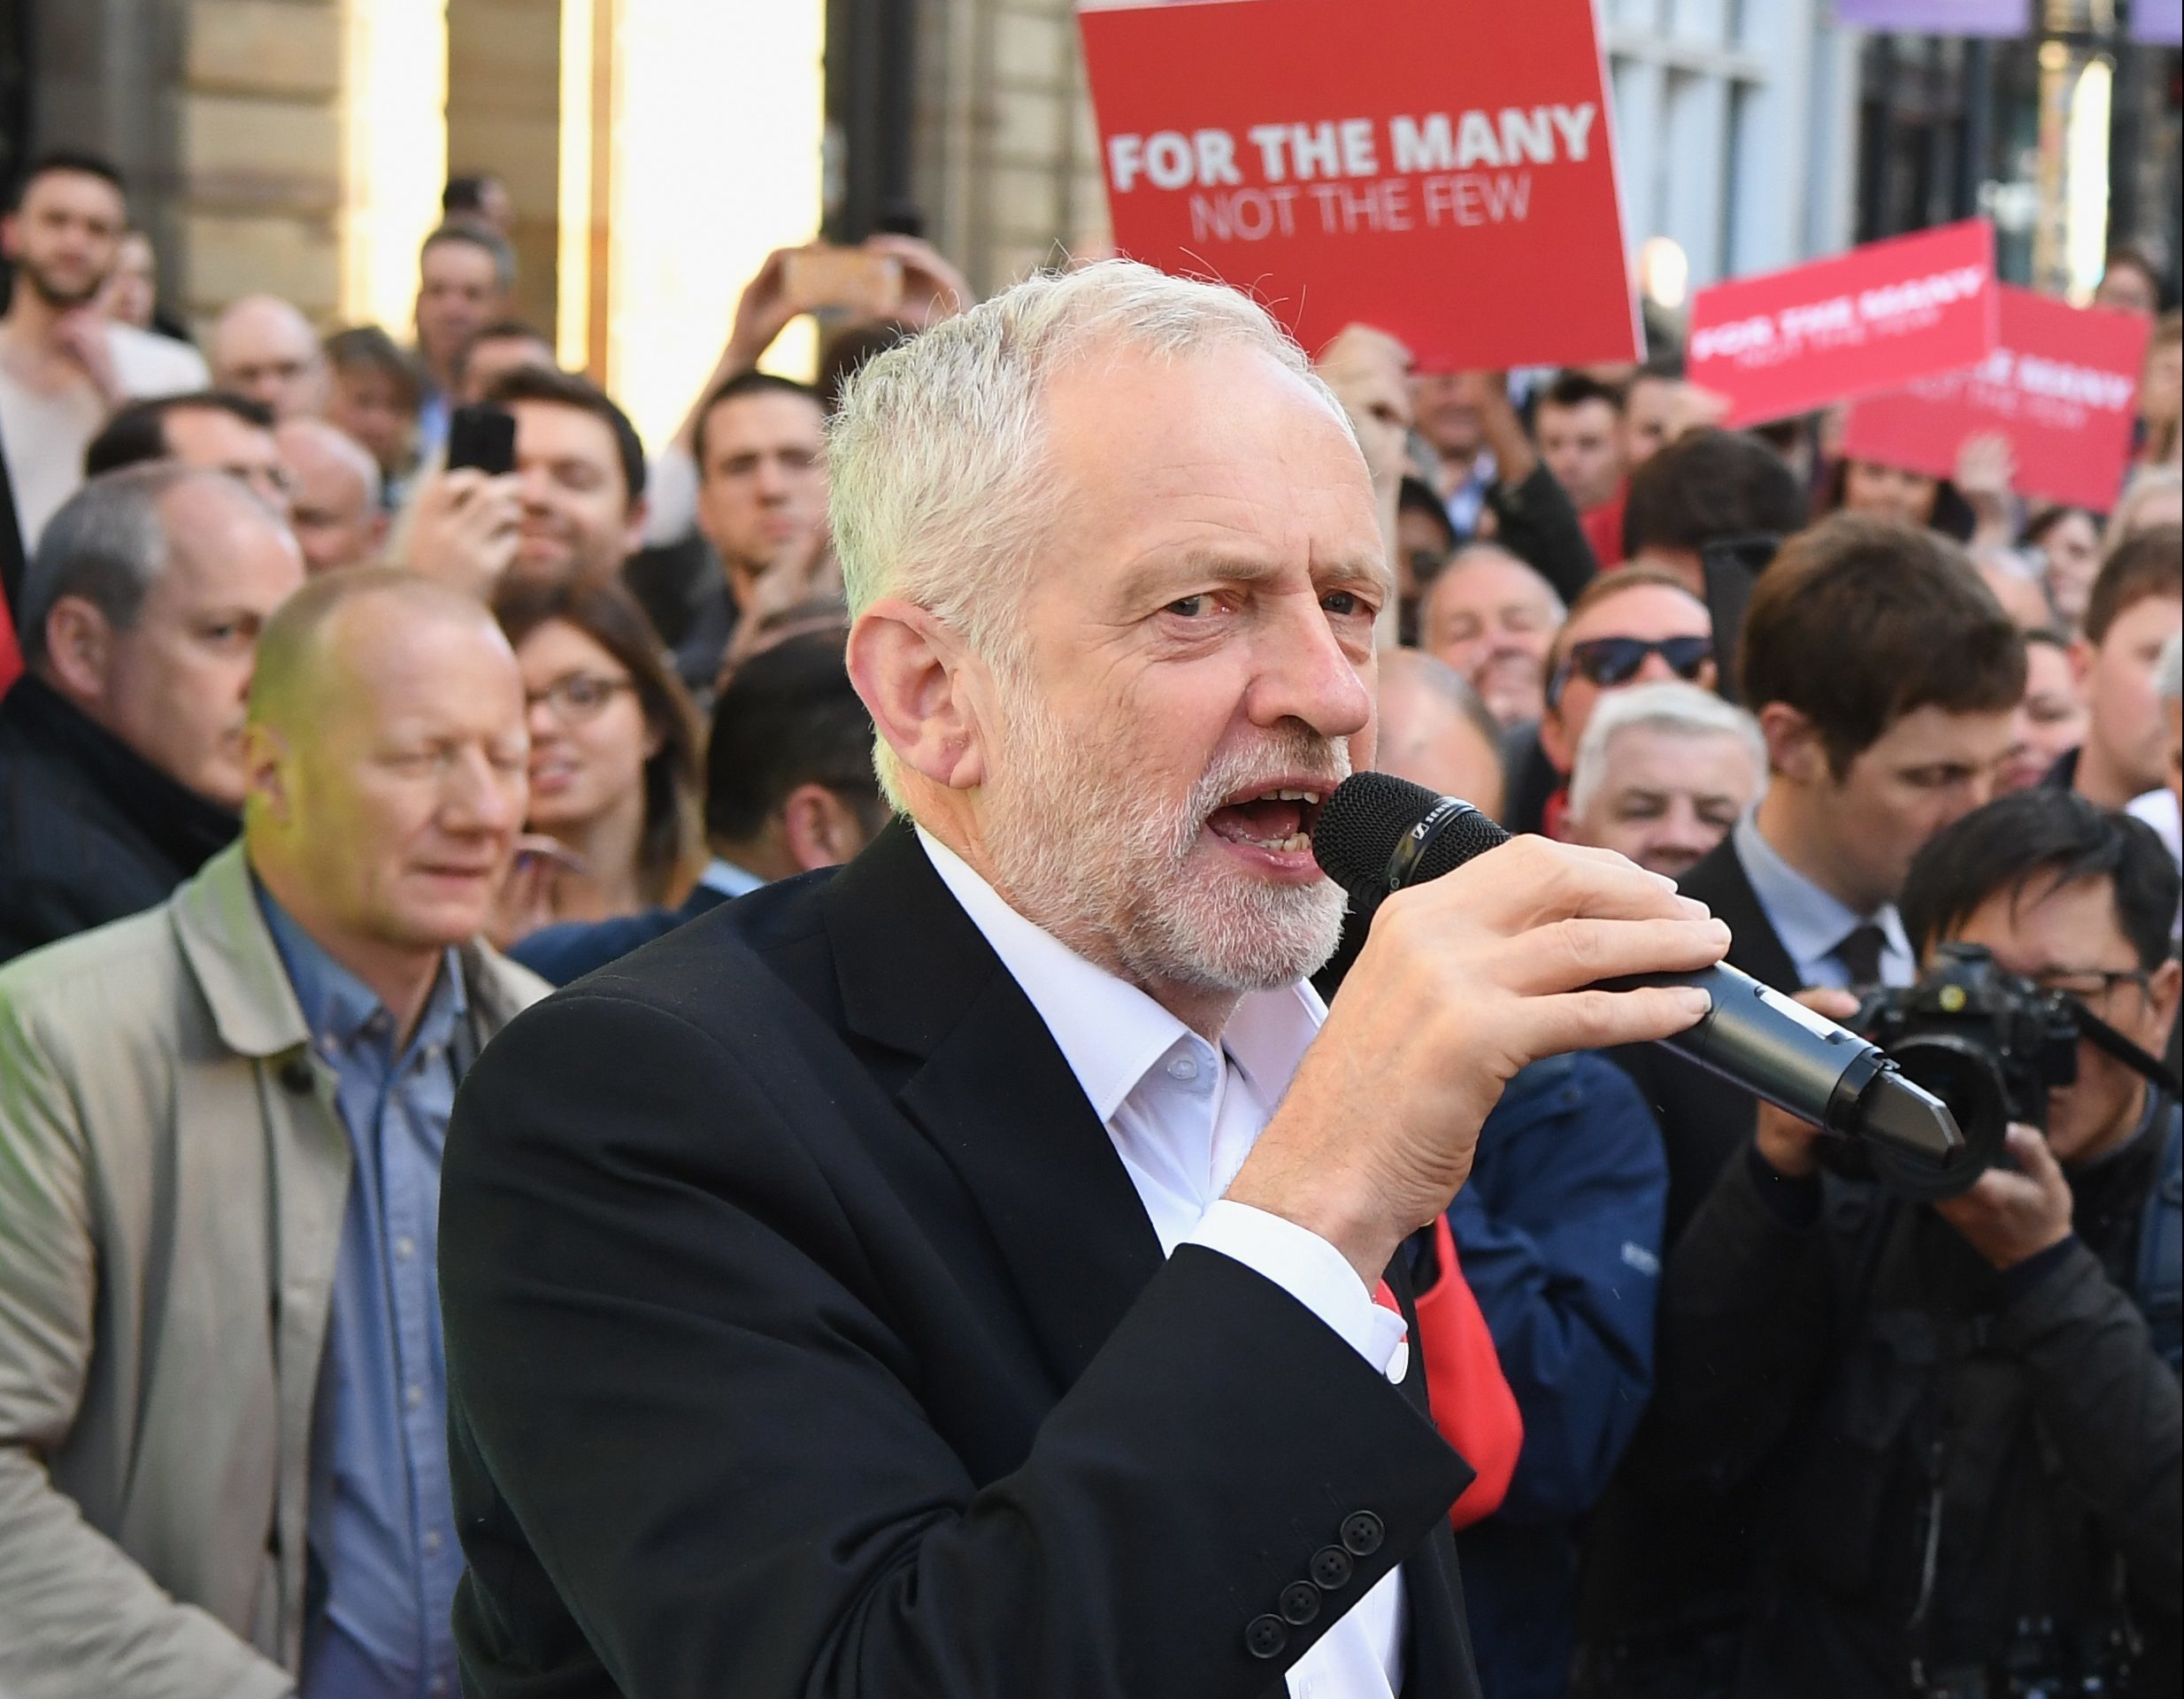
top-left (1268, 788), bottom-right (1321, 803)
top-left (1239, 831), bottom-right (1312, 852)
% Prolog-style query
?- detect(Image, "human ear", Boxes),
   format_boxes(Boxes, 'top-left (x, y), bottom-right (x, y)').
top-left (1757, 702), bottom-right (1824, 786)
top-left (779, 783), bottom-right (866, 870)
top-left (2146, 957), bottom-right (2183, 1044)
top-left (41, 597), bottom-right (116, 705)
top-left (240, 725), bottom-right (295, 824)
top-left (846, 598), bottom-right (991, 793)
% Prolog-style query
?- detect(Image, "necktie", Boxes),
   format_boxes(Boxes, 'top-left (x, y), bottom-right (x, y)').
top-left (1834, 921), bottom-right (1888, 988)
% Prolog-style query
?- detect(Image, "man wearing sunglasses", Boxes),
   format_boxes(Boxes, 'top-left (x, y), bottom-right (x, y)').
top-left (1639, 787), bottom-right (2182, 1699)
top-left (1580, 515), bottom-right (2026, 1696)
top-left (1504, 566), bottom-right (1715, 838)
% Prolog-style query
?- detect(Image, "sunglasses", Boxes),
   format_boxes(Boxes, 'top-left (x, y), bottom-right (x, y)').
top-left (1554, 634), bottom-right (1715, 699)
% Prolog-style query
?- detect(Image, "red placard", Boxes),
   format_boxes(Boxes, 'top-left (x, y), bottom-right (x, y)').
top-left (1685, 220), bottom-right (1999, 427)
top-left (1841, 288), bottom-right (2152, 513)
top-left (1077, 0), bottom-right (1639, 372)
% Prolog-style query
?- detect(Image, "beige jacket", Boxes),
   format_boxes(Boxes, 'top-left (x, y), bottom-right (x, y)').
top-left (0, 842), bottom-right (546, 1698)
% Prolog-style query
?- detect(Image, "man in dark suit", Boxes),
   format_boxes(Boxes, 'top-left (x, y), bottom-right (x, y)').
top-left (438, 260), bottom-right (1730, 1699)
top-left (1579, 513), bottom-right (2026, 1698)
top-left (0, 464), bottom-right (303, 961)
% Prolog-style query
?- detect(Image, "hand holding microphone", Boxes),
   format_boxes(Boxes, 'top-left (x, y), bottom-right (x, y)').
top-left (1227, 774), bottom-right (1962, 1292)
top-left (1227, 801), bottom-right (1728, 1290)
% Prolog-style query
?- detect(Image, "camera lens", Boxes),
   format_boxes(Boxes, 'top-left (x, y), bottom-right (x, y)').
top-left (1865, 1034), bottom-right (2011, 1201)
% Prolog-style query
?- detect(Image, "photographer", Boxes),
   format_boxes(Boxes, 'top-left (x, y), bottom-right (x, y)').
top-left (1651, 788), bottom-right (2181, 1698)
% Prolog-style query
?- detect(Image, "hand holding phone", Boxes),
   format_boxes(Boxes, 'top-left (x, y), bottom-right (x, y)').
top-left (447, 404), bottom-right (518, 476)
top-left (781, 248), bottom-right (904, 319)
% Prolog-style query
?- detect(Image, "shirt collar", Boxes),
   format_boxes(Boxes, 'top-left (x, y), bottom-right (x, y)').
top-left (254, 880), bottom-right (466, 1057)
top-left (1733, 807), bottom-right (1911, 976)
top-left (697, 857), bottom-right (767, 899)
top-left (913, 826), bottom-right (1324, 1125)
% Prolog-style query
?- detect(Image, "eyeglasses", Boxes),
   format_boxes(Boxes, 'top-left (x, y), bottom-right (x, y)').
top-left (527, 673), bottom-right (635, 724)
top-left (2029, 965), bottom-right (2155, 1003)
top-left (1556, 634), bottom-right (1715, 695)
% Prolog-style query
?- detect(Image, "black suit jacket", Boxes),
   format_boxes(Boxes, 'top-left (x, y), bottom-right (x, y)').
top-left (0, 674), bottom-right (239, 963)
top-left (1609, 831), bottom-right (1799, 1246)
top-left (440, 822), bottom-right (1481, 1698)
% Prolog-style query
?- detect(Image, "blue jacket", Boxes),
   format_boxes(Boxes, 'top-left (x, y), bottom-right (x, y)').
top-left (510, 884), bottom-right (731, 988)
top-left (1453, 1050), bottom-right (1667, 1699)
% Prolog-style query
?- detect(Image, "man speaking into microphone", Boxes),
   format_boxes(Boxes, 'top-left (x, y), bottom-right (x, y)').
top-left (437, 260), bottom-right (1727, 1699)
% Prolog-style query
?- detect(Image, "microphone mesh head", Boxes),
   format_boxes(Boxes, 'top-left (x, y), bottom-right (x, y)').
top-left (1312, 772), bottom-right (1512, 906)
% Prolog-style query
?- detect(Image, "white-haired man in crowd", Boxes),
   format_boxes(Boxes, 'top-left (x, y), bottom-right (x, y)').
top-left (434, 258), bottom-right (1726, 1699)
top-left (1565, 680), bottom-right (1766, 880)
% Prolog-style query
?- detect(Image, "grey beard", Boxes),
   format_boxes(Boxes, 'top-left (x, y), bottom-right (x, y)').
top-left (980, 677), bottom-right (1350, 997)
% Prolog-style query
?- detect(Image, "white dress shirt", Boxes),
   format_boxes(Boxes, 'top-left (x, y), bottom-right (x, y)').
top-left (918, 828), bottom-right (1412, 1699)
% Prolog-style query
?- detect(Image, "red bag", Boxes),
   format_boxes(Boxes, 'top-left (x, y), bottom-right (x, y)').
top-left (1380, 1217), bottom-right (1524, 1529)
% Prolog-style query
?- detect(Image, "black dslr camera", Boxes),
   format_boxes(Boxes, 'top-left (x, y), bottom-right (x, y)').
top-left (1832, 944), bottom-right (2080, 1201)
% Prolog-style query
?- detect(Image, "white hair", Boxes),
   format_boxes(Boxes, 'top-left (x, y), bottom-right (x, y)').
top-left (2157, 628), bottom-right (2183, 703)
top-left (826, 259), bottom-right (1356, 806)
top-left (1568, 680), bottom-right (1767, 824)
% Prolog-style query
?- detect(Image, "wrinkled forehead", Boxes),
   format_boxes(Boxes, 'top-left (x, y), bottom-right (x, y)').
top-left (511, 399), bottom-right (620, 467)
top-left (422, 242), bottom-right (497, 287)
top-left (1565, 585), bottom-right (1711, 646)
top-left (21, 171), bottom-right (124, 222)
top-left (1436, 552), bottom-right (1552, 618)
top-left (319, 602), bottom-right (523, 725)
top-left (1034, 341), bottom-right (1374, 573)
top-left (1606, 719), bottom-right (1757, 779)
top-left (1956, 872), bottom-right (2136, 970)
top-left (153, 476), bottom-right (288, 569)
top-left (1540, 397), bottom-right (1619, 431)
top-left (705, 389), bottom-right (826, 457)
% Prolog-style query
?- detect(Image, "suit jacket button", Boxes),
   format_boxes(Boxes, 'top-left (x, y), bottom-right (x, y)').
top-left (1245, 1614), bottom-right (1289, 1660)
top-left (1341, 1511), bottom-right (1386, 1557)
top-left (1279, 1580), bottom-right (1321, 1626)
top-left (1310, 1545), bottom-right (1354, 1590)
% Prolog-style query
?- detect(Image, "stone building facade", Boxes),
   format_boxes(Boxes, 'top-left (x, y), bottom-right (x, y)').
top-left (20, 0), bottom-right (1113, 342)
top-left (32, 0), bottom-right (347, 326)
top-left (909, 0), bottom-right (1108, 296)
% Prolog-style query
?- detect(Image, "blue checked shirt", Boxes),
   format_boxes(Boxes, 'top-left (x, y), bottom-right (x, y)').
top-left (259, 889), bottom-right (468, 1698)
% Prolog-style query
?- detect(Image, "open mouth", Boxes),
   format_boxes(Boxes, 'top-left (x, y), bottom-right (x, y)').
top-left (1205, 784), bottom-right (1329, 856)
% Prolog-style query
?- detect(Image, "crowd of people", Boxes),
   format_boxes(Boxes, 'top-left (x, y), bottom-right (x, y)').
top-left (0, 138), bottom-right (2178, 1699)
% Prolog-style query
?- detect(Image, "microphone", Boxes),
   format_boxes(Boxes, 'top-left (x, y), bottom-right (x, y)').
top-left (1311, 773), bottom-right (1963, 1165)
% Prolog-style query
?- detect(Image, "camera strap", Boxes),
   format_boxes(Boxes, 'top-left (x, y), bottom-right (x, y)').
top-left (2072, 1001), bottom-right (2184, 1099)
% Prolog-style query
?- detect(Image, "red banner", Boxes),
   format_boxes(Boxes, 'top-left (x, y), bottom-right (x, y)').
top-left (1077, 0), bottom-right (1640, 372)
top-left (1685, 220), bottom-right (1999, 427)
top-left (1841, 288), bottom-right (2152, 513)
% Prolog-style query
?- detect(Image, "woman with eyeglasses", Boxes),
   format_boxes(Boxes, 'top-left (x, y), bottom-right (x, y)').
top-left (492, 577), bottom-right (706, 938)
